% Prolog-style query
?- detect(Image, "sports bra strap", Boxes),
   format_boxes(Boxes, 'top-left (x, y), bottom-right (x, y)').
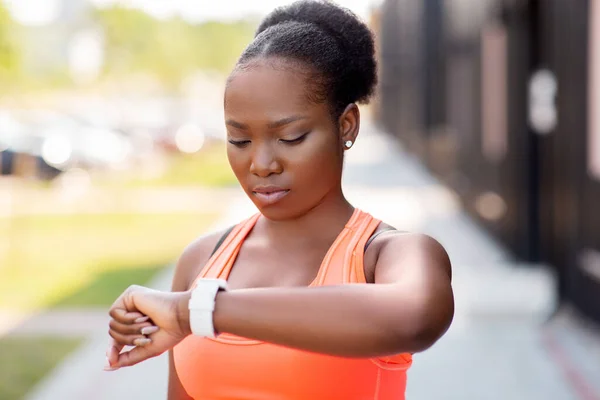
top-left (364, 227), bottom-right (396, 251)
top-left (211, 223), bottom-right (396, 258)
top-left (210, 225), bottom-right (236, 257)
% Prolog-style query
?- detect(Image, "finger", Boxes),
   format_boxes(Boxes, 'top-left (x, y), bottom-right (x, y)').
top-left (109, 308), bottom-right (148, 325)
top-left (108, 329), bottom-right (151, 348)
top-left (113, 344), bottom-right (162, 369)
top-left (134, 315), bottom-right (150, 324)
top-left (141, 325), bottom-right (160, 336)
top-left (109, 319), bottom-right (157, 336)
top-left (106, 338), bottom-right (123, 367)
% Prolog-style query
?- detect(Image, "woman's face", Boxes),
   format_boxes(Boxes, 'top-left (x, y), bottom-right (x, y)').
top-left (224, 58), bottom-right (351, 220)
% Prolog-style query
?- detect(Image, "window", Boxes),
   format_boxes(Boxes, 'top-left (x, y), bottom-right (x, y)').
top-left (481, 21), bottom-right (507, 163)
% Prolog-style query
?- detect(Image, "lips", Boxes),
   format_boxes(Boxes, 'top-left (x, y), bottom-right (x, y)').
top-left (252, 186), bottom-right (290, 205)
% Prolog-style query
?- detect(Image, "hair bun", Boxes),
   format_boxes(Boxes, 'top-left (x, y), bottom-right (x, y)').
top-left (257, 1), bottom-right (361, 49)
top-left (255, 0), bottom-right (377, 105)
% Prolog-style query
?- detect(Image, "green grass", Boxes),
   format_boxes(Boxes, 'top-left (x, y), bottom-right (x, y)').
top-left (0, 212), bottom-right (217, 311)
top-left (51, 264), bottom-right (164, 308)
top-left (0, 336), bottom-right (84, 400)
top-left (0, 212), bottom-right (217, 400)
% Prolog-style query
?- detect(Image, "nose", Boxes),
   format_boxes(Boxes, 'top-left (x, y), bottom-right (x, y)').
top-left (249, 142), bottom-right (283, 177)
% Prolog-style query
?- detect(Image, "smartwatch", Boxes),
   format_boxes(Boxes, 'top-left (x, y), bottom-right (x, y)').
top-left (188, 278), bottom-right (228, 337)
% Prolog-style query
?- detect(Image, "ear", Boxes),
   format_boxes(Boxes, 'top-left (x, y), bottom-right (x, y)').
top-left (338, 103), bottom-right (360, 149)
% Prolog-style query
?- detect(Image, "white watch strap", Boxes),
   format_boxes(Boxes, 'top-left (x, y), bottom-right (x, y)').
top-left (188, 278), bottom-right (228, 337)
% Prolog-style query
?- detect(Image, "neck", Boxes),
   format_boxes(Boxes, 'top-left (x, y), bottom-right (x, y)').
top-left (259, 188), bottom-right (355, 247)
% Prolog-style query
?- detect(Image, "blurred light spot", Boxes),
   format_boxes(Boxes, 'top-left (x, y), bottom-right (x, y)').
top-left (475, 192), bottom-right (507, 221)
top-left (68, 29), bottom-right (105, 85)
top-left (0, 111), bottom-right (20, 151)
top-left (42, 135), bottom-right (72, 168)
top-left (529, 69), bottom-right (558, 134)
top-left (4, 0), bottom-right (59, 25)
top-left (579, 249), bottom-right (600, 282)
top-left (175, 124), bottom-right (205, 154)
top-left (530, 107), bottom-right (557, 134)
top-left (86, 131), bottom-right (132, 167)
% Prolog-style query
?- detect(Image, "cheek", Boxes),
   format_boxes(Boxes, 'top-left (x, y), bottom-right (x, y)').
top-left (291, 135), bottom-right (342, 185)
top-left (226, 148), bottom-right (247, 181)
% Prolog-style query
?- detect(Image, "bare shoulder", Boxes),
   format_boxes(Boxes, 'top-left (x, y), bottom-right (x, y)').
top-left (381, 232), bottom-right (452, 280)
top-left (171, 225), bottom-right (235, 292)
top-left (365, 227), bottom-right (452, 283)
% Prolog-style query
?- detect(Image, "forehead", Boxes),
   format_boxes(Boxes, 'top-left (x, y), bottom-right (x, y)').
top-left (225, 59), bottom-right (321, 119)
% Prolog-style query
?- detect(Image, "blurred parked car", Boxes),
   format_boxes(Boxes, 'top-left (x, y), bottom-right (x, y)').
top-left (0, 108), bottom-right (135, 180)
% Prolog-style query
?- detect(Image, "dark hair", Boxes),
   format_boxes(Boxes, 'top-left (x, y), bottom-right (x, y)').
top-left (233, 0), bottom-right (377, 119)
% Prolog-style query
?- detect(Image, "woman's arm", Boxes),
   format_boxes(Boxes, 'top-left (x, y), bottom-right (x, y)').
top-left (106, 233), bottom-right (453, 369)
top-left (208, 233), bottom-right (454, 357)
top-left (168, 230), bottom-right (225, 399)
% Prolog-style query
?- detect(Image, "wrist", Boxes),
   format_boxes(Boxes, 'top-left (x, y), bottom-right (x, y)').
top-left (212, 290), bottom-right (228, 335)
top-left (176, 291), bottom-right (193, 337)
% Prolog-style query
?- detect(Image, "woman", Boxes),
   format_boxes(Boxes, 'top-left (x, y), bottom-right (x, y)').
top-left (105, 1), bottom-right (454, 399)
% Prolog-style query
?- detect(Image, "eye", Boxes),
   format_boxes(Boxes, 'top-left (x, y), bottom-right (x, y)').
top-left (280, 132), bottom-right (309, 145)
top-left (228, 139), bottom-right (251, 148)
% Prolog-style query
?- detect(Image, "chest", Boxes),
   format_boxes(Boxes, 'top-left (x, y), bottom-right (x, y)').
top-left (189, 211), bottom-right (383, 291)
top-left (225, 241), bottom-right (331, 289)
top-left (217, 234), bottom-right (379, 290)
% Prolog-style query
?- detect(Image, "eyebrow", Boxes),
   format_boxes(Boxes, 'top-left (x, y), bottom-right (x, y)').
top-left (225, 119), bottom-right (248, 130)
top-left (267, 116), bottom-right (307, 129)
top-left (225, 116), bottom-right (307, 130)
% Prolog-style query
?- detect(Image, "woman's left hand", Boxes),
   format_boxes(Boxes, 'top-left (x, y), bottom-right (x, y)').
top-left (105, 285), bottom-right (191, 371)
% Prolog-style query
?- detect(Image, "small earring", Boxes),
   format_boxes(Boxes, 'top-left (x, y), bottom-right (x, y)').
top-left (345, 140), bottom-right (353, 149)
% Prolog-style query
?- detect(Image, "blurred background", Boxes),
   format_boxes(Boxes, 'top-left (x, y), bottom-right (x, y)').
top-left (0, 0), bottom-right (599, 399)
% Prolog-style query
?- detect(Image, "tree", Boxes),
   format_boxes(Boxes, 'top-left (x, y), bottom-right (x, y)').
top-left (94, 6), bottom-right (256, 87)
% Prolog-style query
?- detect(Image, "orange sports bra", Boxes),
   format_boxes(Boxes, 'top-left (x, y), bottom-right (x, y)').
top-left (173, 208), bottom-right (412, 399)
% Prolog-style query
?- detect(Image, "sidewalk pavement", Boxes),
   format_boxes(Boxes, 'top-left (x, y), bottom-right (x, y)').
top-left (25, 122), bottom-right (600, 400)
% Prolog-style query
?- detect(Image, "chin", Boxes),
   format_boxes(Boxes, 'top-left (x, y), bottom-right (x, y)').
top-left (243, 188), bottom-right (319, 221)
top-left (250, 201), bottom-right (309, 222)
top-left (254, 205), bottom-right (295, 221)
